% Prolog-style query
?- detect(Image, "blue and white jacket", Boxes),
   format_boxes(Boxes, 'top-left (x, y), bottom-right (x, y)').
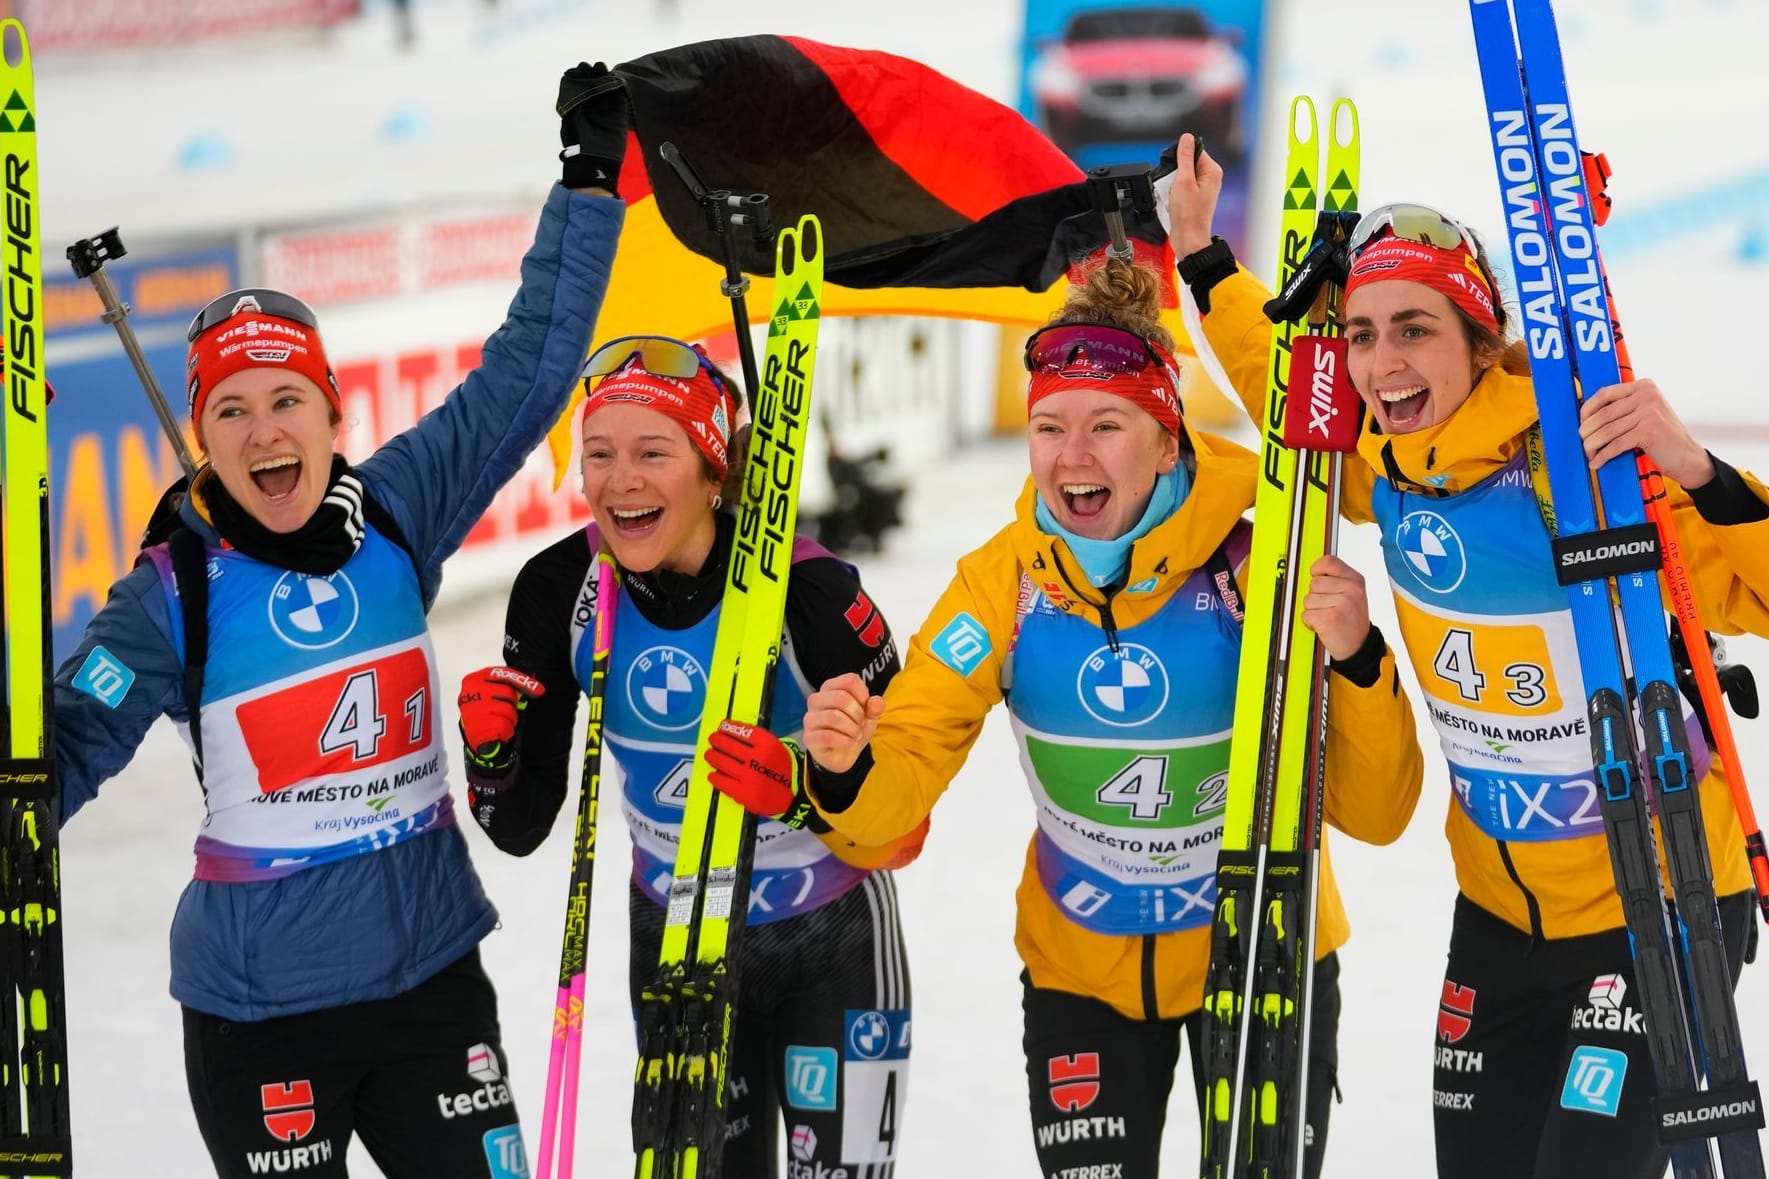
top-left (51, 184), bottom-right (622, 1022)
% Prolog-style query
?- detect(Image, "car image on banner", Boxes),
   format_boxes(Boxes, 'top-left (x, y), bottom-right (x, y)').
top-left (1020, 0), bottom-right (1266, 253)
top-left (1031, 6), bottom-right (1248, 161)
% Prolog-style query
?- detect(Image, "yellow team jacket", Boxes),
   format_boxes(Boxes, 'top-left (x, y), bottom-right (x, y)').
top-left (1197, 266), bottom-right (1764, 938)
top-left (811, 415), bottom-right (1424, 1020)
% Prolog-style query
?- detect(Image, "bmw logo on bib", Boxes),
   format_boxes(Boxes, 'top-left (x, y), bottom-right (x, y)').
top-left (627, 646), bottom-right (708, 731)
top-left (1077, 642), bottom-right (1170, 728)
top-left (1395, 509), bottom-right (1468, 594)
top-left (268, 571), bottom-right (360, 649)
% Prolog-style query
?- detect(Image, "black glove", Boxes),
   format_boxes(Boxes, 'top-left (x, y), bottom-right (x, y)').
top-left (557, 62), bottom-right (628, 193)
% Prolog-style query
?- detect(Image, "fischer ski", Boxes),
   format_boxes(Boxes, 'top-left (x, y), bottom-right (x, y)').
top-left (1470, 0), bottom-right (1764, 1173)
top-left (0, 19), bottom-right (72, 1178)
top-left (632, 214), bottom-right (824, 1179)
top-left (1199, 96), bottom-right (1361, 1179)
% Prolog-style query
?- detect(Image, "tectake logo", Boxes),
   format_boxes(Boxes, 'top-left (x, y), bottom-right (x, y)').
top-left (1077, 642), bottom-right (1169, 728)
top-left (626, 645), bottom-right (707, 731)
top-left (466, 1042), bottom-right (502, 1083)
top-left (790, 1124), bottom-right (818, 1162)
top-left (1394, 509), bottom-right (1467, 594)
top-left (268, 571), bottom-right (360, 649)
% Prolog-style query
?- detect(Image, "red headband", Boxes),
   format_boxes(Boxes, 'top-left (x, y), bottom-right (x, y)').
top-left (1026, 355), bottom-right (1183, 437)
top-left (1345, 236), bottom-right (1500, 336)
top-left (187, 313), bottom-right (339, 423)
top-left (580, 358), bottom-right (737, 478)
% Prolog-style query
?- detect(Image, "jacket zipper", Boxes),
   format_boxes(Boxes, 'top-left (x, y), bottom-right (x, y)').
top-left (1496, 841), bottom-right (1545, 943)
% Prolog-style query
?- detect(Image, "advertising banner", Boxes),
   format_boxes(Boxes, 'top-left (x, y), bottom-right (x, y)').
top-left (1019, 0), bottom-right (1268, 253)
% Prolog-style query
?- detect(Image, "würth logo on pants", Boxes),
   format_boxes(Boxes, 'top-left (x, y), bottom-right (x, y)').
top-left (1047, 1053), bottom-right (1101, 1113)
top-left (262, 1081), bottom-right (316, 1142)
top-left (1438, 981), bottom-right (1476, 1043)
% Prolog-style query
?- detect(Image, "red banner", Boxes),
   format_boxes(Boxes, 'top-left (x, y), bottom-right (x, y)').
top-left (262, 210), bottom-right (534, 307)
top-left (17, 0), bottom-right (361, 51)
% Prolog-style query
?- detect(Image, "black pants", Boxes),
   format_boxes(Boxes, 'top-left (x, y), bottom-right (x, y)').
top-left (1433, 891), bottom-right (1757, 1179)
top-left (629, 872), bottom-right (912, 1178)
top-left (183, 949), bottom-right (524, 1178)
top-left (1022, 953), bottom-right (1341, 1179)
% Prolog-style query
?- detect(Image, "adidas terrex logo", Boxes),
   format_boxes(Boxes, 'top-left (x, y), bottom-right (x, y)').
top-left (1559, 539), bottom-right (1655, 566)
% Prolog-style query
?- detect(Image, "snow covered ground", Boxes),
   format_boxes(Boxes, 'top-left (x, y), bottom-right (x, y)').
top-left (35, 0), bottom-right (1769, 1173)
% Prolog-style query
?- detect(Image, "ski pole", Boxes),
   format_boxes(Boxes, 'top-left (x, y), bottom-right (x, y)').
top-left (64, 228), bottom-right (198, 479)
top-left (1581, 150), bottom-right (1769, 926)
top-left (657, 142), bottom-right (771, 399)
top-left (535, 551), bottom-right (617, 1179)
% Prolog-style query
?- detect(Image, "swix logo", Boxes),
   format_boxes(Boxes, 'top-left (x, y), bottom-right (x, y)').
top-left (246, 346), bottom-right (295, 363)
top-left (262, 1080), bottom-right (316, 1142)
top-left (1283, 336), bottom-right (1354, 452)
top-left (1048, 1052), bottom-right (1102, 1112)
top-left (1438, 981), bottom-right (1476, 1043)
top-left (844, 590), bottom-right (886, 648)
top-left (1307, 347), bottom-right (1337, 438)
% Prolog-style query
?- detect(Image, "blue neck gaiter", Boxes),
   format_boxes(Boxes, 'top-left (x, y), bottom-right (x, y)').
top-left (1035, 464), bottom-right (1190, 589)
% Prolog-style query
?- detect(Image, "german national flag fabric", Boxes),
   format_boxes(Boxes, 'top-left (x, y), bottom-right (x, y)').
top-left (612, 35), bottom-right (1169, 292)
top-left (550, 36), bottom-right (1221, 479)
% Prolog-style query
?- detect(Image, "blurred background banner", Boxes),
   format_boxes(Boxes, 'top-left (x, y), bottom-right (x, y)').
top-left (1019, 0), bottom-right (1268, 254)
top-left (6, 0), bottom-right (363, 52)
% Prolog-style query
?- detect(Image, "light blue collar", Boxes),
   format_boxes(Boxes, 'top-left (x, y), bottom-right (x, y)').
top-left (1035, 465), bottom-right (1190, 589)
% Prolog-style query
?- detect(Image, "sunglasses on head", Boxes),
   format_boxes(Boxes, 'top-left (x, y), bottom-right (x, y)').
top-left (582, 334), bottom-right (729, 395)
top-left (1348, 203), bottom-right (1484, 261)
top-left (1023, 323), bottom-right (1166, 376)
top-left (187, 288), bottom-right (321, 343)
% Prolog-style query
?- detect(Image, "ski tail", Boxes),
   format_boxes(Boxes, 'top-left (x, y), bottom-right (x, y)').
top-left (0, 18), bottom-right (72, 1177)
top-left (536, 550), bottom-right (617, 1179)
top-left (1470, 0), bottom-right (1764, 1172)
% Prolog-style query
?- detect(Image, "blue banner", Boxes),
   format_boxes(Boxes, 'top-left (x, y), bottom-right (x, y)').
top-left (1018, 0), bottom-right (1268, 254)
top-left (45, 243), bottom-right (237, 661)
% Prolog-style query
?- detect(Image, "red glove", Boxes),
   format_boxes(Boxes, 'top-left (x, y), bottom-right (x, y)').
top-left (706, 720), bottom-right (815, 829)
top-left (458, 666), bottom-right (545, 775)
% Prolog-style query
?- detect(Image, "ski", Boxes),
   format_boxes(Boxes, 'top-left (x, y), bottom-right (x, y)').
top-left (1200, 96), bottom-right (1360, 1179)
top-left (0, 19), bottom-right (71, 1178)
top-left (632, 214), bottom-right (824, 1179)
top-left (1470, 0), bottom-right (1764, 1173)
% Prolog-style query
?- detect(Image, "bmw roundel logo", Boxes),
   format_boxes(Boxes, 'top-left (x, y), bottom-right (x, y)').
top-left (1394, 509), bottom-right (1468, 594)
top-left (267, 571), bottom-right (360, 649)
top-left (626, 646), bottom-right (708, 731)
top-left (1077, 642), bottom-right (1170, 728)
top-left (848, 1010), bottom-right (891, 1060)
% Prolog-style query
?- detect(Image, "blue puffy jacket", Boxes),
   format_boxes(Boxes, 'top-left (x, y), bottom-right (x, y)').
top-left (51, 183), bottom-right (622, 1022)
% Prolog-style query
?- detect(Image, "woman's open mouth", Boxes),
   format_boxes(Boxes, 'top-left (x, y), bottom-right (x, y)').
top-left (1063, 483), bottom-right (1111, 522)
top-left (249, 455), bottom-right (302, 501)
top-left (607, 505), bottom-right (664, 537)
top-left (1379, 384), bottom-right (1431, 430)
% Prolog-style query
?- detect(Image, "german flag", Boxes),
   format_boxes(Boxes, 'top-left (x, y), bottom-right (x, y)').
top-left (553, 36), bottom-right (1219, 475)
